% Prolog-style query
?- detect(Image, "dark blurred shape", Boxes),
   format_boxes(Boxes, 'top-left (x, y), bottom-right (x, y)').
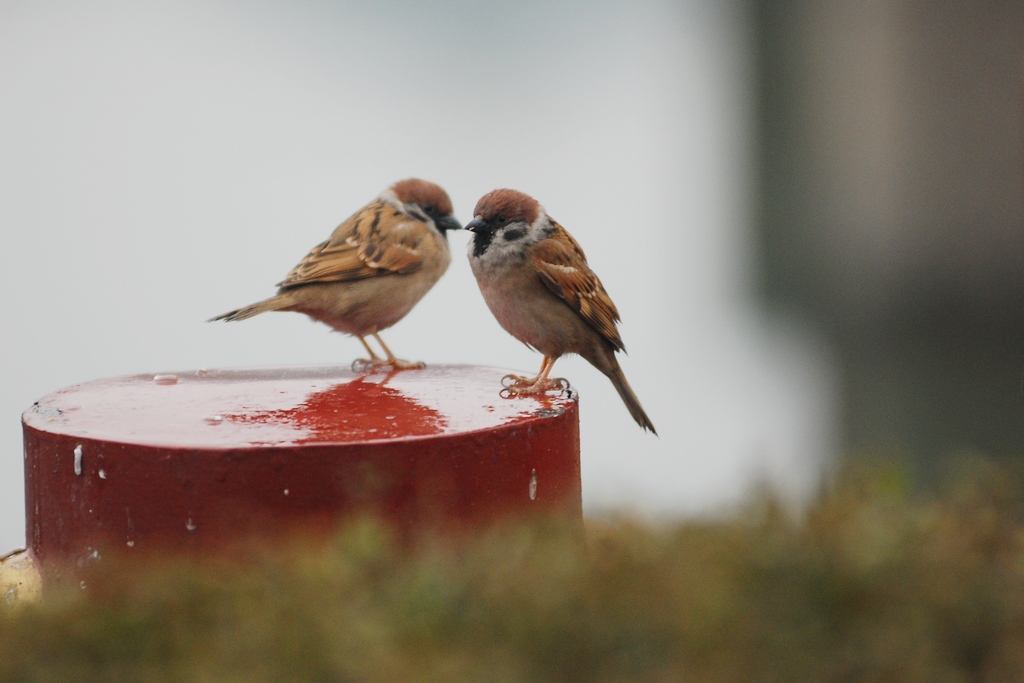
top-left (754, 1), bottom-right (1024, 460)
top-left (6, 459), bottom-right (1024, 679)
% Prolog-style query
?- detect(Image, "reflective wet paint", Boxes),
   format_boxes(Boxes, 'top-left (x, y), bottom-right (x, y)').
top-left (23, 365), bottom-right (576, 448)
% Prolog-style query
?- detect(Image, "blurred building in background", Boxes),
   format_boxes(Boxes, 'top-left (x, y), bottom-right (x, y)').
top-left (754, 2), bottom-right (1024, 462)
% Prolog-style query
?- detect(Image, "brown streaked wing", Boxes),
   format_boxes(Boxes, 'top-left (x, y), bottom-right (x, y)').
top-left (532, 223), bottom-right (625, 351)
top-left (276, 199), bottom-right (426, 288)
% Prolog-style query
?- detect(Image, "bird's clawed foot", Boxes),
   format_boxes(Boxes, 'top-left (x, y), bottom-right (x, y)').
top-left (500, 358), bottom-right (568, 398)
top-left (500, 373), bottom-right (532, 388)
top-left (499, 376), bottom-right (570, 399)
top-left (352, 357), bottom-right (425, 373)
top-left (385, 358), bottom-right (426, 370)
top-left (352, 334), bottom-right (425, 372)
top-left (351, 357), bottom-right (377, 372)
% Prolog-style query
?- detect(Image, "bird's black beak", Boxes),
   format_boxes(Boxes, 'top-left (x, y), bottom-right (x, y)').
top-left (436, 215), bottom-right (463, 233)
top-left (464, 217), bottom-right (486, 233)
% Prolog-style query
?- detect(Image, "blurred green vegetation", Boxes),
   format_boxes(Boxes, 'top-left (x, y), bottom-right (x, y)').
top-left (5, 457), bottom-right (1024, 682)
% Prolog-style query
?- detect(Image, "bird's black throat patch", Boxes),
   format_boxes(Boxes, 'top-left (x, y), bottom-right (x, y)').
top-left (472, 227), bottom-right (497, 258)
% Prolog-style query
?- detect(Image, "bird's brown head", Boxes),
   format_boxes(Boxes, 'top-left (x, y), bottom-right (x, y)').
top-left (470, 189), bottom-right (541, 227)
top-left (465, 189), bottom-right (545, 259)
top-left (390, 178), bottom-right (461, 233)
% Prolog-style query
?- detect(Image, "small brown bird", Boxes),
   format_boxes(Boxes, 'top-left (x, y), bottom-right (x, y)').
top-left (209, 179), bottom-right (461, 369)
top-left (465, 189), bottom-right (656, 433)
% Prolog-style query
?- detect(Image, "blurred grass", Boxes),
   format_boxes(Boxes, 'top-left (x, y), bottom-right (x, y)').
top-left (6, 457), bottom-right (1024, 682)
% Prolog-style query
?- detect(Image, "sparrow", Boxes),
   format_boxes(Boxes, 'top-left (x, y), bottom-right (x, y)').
top-left (465, 189), bottom-right (656, 434)
top-left (209, 178), bottom-right (461, 369)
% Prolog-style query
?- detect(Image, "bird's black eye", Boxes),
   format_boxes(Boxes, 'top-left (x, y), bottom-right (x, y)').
top-left (496, 214), bottom-right (507, 224)
top-left (422, 203), bottom-right (434, 215)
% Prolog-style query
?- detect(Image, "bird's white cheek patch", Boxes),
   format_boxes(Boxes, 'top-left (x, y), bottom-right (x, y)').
top-left (472, 235), bottom-right (525, 268)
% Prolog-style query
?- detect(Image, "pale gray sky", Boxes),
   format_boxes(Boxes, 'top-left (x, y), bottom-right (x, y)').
top-left (0, 0), bottom-right (835, 552)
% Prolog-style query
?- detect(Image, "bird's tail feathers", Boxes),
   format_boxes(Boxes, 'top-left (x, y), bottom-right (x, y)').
top-left (605, 359), bottom-right (657, 435)
top-left (207, 294), bottom-right (292, 323)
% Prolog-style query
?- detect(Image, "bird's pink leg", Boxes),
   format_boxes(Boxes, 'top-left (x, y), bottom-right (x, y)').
top-left (352, 336), bottom-right (385, 371)
top-left (502, 356), bottom-right (550, 388)
top-left (371, 332), bottom-right (425, 370)
top-left (504, 357), bottom-right (567, 395)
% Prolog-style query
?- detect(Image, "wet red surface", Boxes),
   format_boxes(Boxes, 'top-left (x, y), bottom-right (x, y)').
top-left (222, 377), bottom-right (449, 442)
top-left (22, 365), bottom-right (581, 586)
top-left (24, 365), bottom-right (572, 447)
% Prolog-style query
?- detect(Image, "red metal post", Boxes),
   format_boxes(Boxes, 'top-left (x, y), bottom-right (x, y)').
top-left (21, 365), bottom-right (580, 587)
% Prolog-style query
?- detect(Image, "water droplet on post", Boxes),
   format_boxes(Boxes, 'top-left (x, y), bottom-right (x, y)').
top-left (73, 445), bottom-right (83, 476)
top-left (98, 469), bottom-right (106, 479)
top-left (204, 415), bottom-right (224, 424)
top-left (529, 469), bottom-right (538, 500)
top-left (153, 374), bottom-right (178, 385)
top-left (185, 518), bottom-right (196, 532)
